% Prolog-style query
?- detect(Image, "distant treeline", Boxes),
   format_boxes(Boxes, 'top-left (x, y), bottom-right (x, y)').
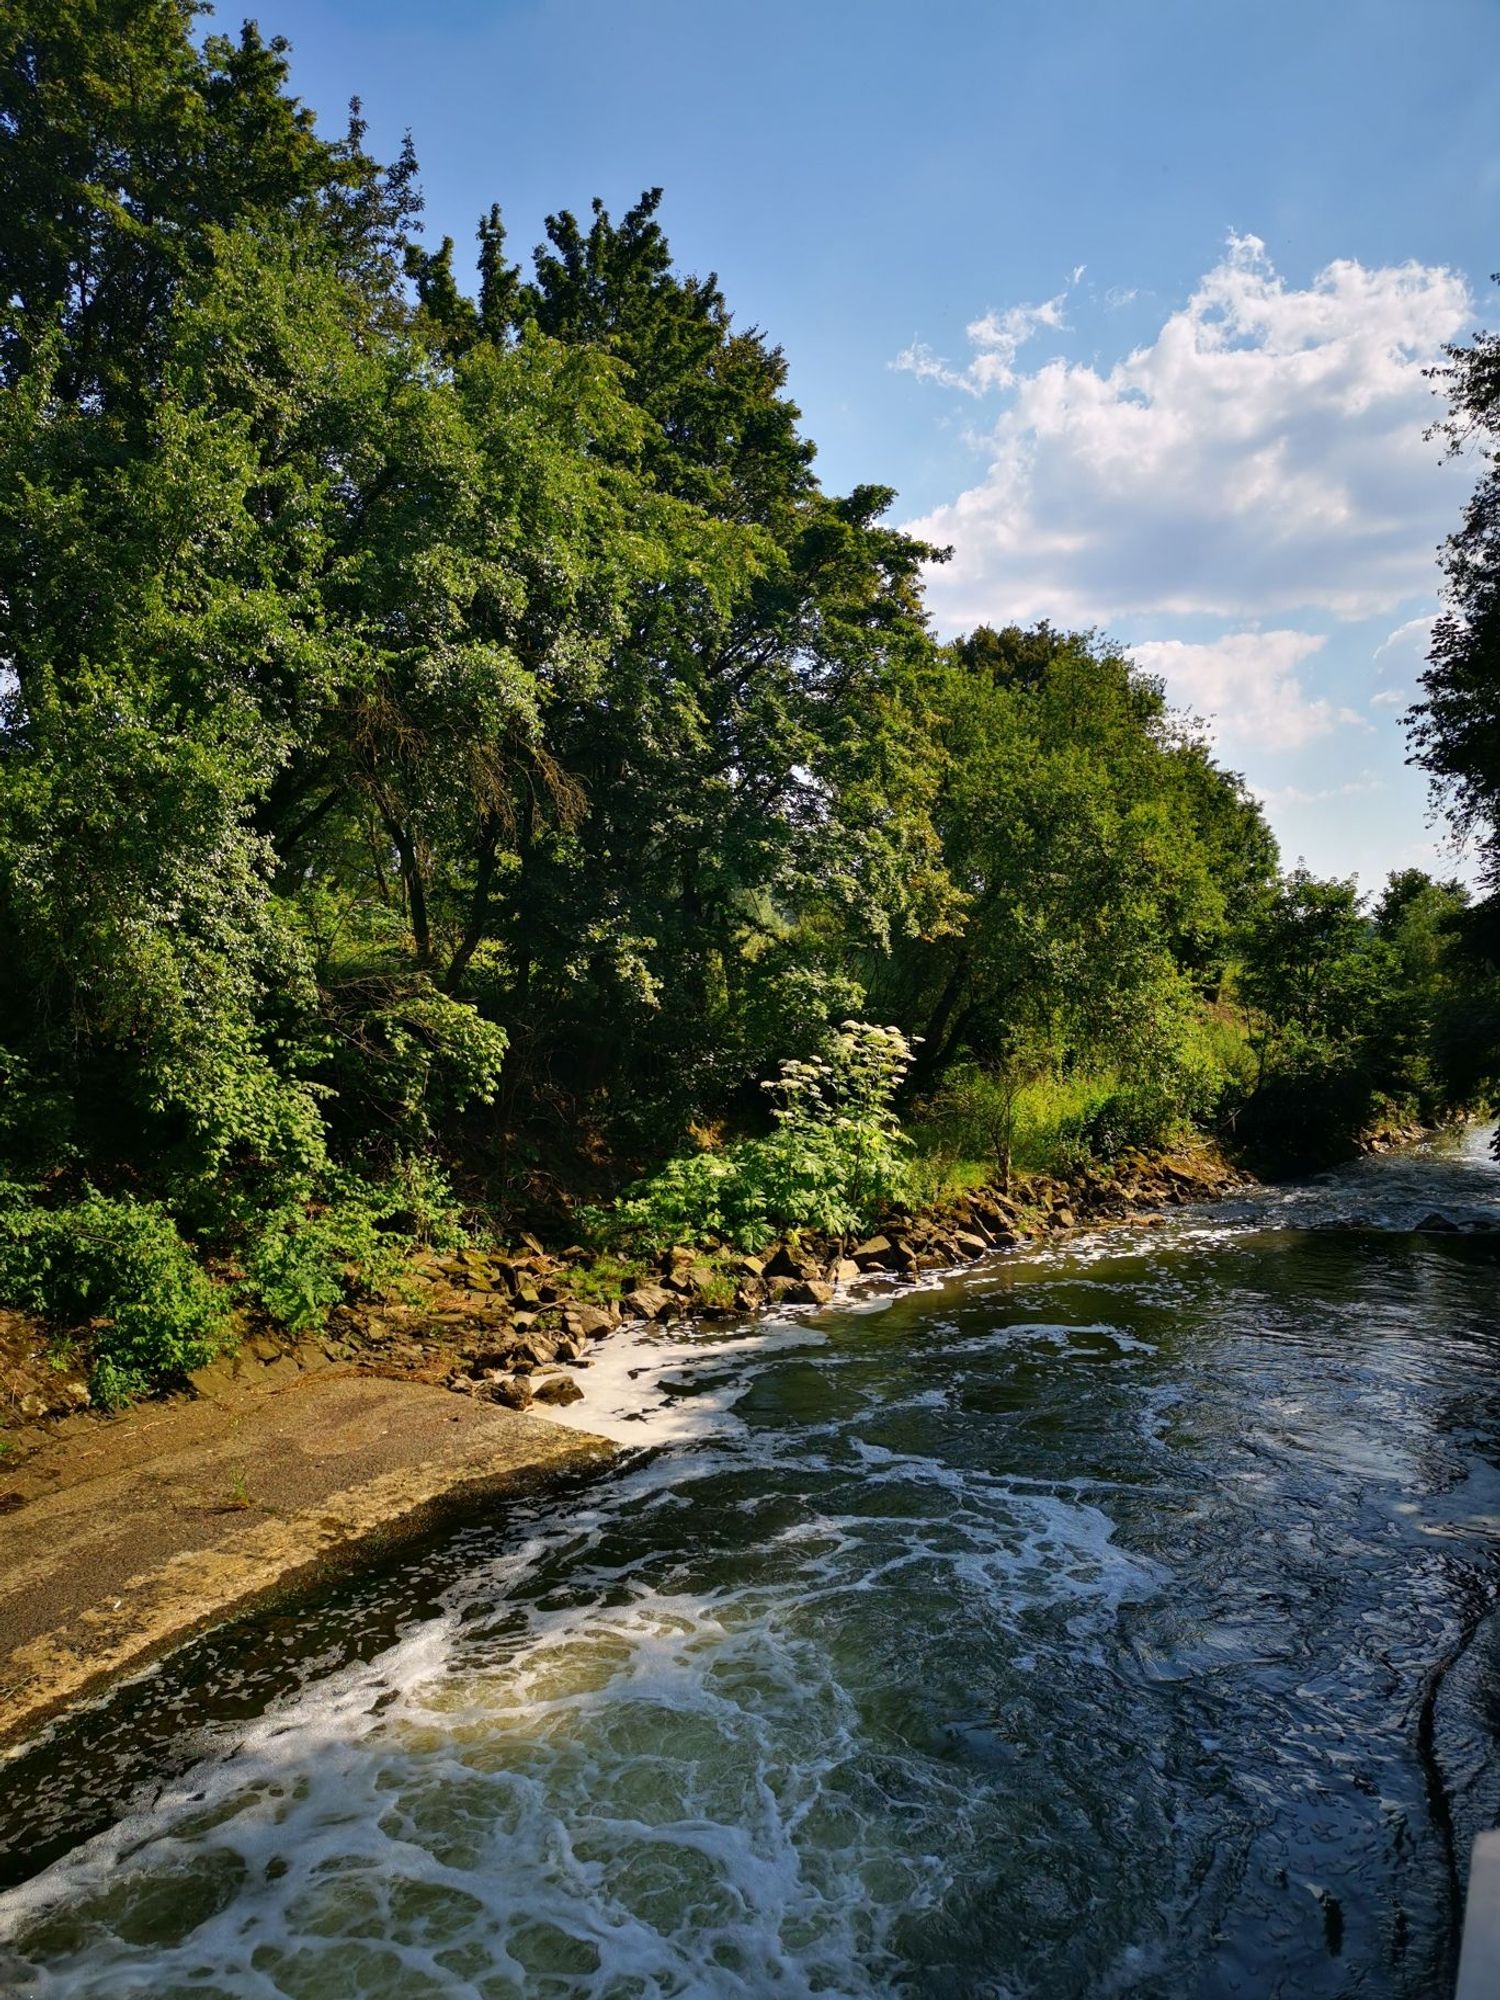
top-left (0, 2), bottom-right (1493, 1399)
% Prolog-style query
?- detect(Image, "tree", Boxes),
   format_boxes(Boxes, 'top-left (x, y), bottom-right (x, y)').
top-left (1409, 289), bottom-right (1500, 871)
top-left (875, 625), bottom-right (1276, 1098)
top-left (0, 0), bottom-right (420, 410)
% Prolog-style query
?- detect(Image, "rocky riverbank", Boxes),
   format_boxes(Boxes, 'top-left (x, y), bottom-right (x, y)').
top-left (0, 1137), bottom-right (1249, 1755)
top-left (284, 1140), bottom-right (1253, 1416)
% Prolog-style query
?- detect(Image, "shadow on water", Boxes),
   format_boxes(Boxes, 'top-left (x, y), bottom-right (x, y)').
top-left (4, 1131), bottom-right (1500, 1997)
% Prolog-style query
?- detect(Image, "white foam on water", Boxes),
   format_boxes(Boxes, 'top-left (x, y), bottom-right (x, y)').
top-left (540, 1314), bottom-right (831, 1448)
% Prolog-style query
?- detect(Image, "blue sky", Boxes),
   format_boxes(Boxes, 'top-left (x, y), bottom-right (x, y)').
top-left (260, 0), bottom-right (1500, 888)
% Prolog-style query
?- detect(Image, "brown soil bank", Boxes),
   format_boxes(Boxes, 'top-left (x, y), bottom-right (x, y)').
top-left (0, 1372), bottom-right (611, 1754)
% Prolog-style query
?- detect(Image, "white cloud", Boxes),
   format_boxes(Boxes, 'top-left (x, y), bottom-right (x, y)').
top-left (1257, 772), bottom-right (1387, 807)
top-left (1373, 612), bottom-right (1437, 668)
top-left (1129, 629), bottom-right (1361, 753)
top-left (896, 284), bottom-right (1074, 396)
top-left (904, 235), bottom-right (1471, 629)
top-left (1369, 687), bottom-right (1409, 709)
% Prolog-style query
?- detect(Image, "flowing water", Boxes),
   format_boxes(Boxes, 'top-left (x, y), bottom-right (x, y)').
top-left (5, 1135), bottom-right (1500, 1998)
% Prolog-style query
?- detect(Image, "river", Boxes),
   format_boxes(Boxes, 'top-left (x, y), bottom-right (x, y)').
top-left (3, 1133), bottom-right (1500, 1998)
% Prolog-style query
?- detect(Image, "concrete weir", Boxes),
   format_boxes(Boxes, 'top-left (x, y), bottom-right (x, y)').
top-left (0, 1372), bottom-right (614, 1754)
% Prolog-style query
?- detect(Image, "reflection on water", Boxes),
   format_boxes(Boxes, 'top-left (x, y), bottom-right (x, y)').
top-left (4, 1132), bottom-right (1500, 1997)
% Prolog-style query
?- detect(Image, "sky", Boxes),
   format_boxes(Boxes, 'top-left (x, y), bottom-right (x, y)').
top-left (253, 0), bottom-right (1500, 889)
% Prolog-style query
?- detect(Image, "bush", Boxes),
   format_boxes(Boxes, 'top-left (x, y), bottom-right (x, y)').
top-left (0, 1184), bottom-right (230, 1406)
top-left (245, 1158), bottom-right (466, 1336)
top-left (585, 1022), bottom-right (919, 1251)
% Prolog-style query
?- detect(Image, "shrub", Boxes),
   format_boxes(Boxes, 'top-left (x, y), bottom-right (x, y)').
top-left (585, 1022), bottom-right (919, 1251)
top-left (245, 1159), bottom-right (466, 1336)
top-left (0, 1184), bottom-right (230, 1406)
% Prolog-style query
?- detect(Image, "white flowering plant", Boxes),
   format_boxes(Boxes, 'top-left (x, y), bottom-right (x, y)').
top-left (586, 1021), bottom-right (920, 1251)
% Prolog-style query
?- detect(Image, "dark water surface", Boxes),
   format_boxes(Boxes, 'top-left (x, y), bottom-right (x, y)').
top-left (5, 1135), bottom-right (1500, 1998)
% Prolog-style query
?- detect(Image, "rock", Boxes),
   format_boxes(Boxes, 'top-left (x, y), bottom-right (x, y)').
top-left (489, 1376), bottom-right (533, 1410)
top-left (732, 1255), bottom-right (766, 1279)
top-left (446, 1375), bottom-right (476, 1395)
top-left (850, 1235), bottom-right (892, 1268)
top-left (532, 1374), bottom-right (585, 1406)
top-left (763, 1244), bottom-right (805, 1279)
top-left (186, 1358), bottom-right (241, 1401)
top-left (1052, 1208), bottom-right (1077, 1229)
top-left (832, 1258), bottom-right (861, 1286)
top-left (786, 1279), bottom-right (835, 1306)
top-left (518, 1231), bottom-right (547, 1257)
top-left (513, 1283), bottom-right (541, 1309)
top-left (564, 1304), bottom-right (615, 1340)
top-left (552, 1336), bottom-right (582, 1363)
top-left (622, 1285), bottom-right (676, 1320)
top-left (1416, 1212), bottom-right (1460, 1233)
top-left (954, 1232), bottom-right (990, 1259)
top-left (510, 1335), bottom-right (556, 1368)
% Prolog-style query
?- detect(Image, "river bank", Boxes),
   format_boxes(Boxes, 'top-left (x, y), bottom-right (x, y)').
top-left (0, 1139), bottom-right (1248, 1754)
top-left (0, 1378), bottom-right (611, 1755)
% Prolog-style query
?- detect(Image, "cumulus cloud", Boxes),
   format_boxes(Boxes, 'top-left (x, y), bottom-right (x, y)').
top-left (903, 235), bottom-right (1471, 629)
top-left (1128, 629), bottom-right (1362, 753)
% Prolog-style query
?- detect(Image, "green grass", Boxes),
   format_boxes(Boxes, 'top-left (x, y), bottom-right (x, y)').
top-left (907, 1005), bottom-right (1257, 1196)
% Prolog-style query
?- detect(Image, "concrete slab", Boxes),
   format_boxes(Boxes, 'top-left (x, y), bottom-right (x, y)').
top-left (0, 1371), bottom-right (613, 1752)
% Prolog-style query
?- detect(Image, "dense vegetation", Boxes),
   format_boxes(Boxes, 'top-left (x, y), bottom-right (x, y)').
top-left (0, 0), bottom-right (1485, 1400)
top-left (1407, 281), bottom-right (1500, 1119)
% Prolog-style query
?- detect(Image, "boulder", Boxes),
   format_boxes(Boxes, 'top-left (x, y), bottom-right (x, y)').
top-left (850, 1235), bottom-right (892, 1269)
top-left (510, 1335), bottom-right (556, 1369)
top-left (622, 1285), bottom-right (676, 1320)
top-left (786, 1279), bottom-right (835, 1306)
top-left (954, 1232), bottom-right (991, 1259)
top-left (489, 1376), bottom-right (533, 1410)
top-left (532, 1374), bottom-right (585, 1406)
top-left (764, 1243), bottom-right (816, 1280)
top-left (564, 1304), bottom-right (616, 1340)
top-left (831, 1258), bottom-right (861, 1286)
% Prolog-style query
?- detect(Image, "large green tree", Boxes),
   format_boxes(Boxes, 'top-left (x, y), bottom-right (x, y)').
top-left (873, 624), bottom-right (1276, 1095)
